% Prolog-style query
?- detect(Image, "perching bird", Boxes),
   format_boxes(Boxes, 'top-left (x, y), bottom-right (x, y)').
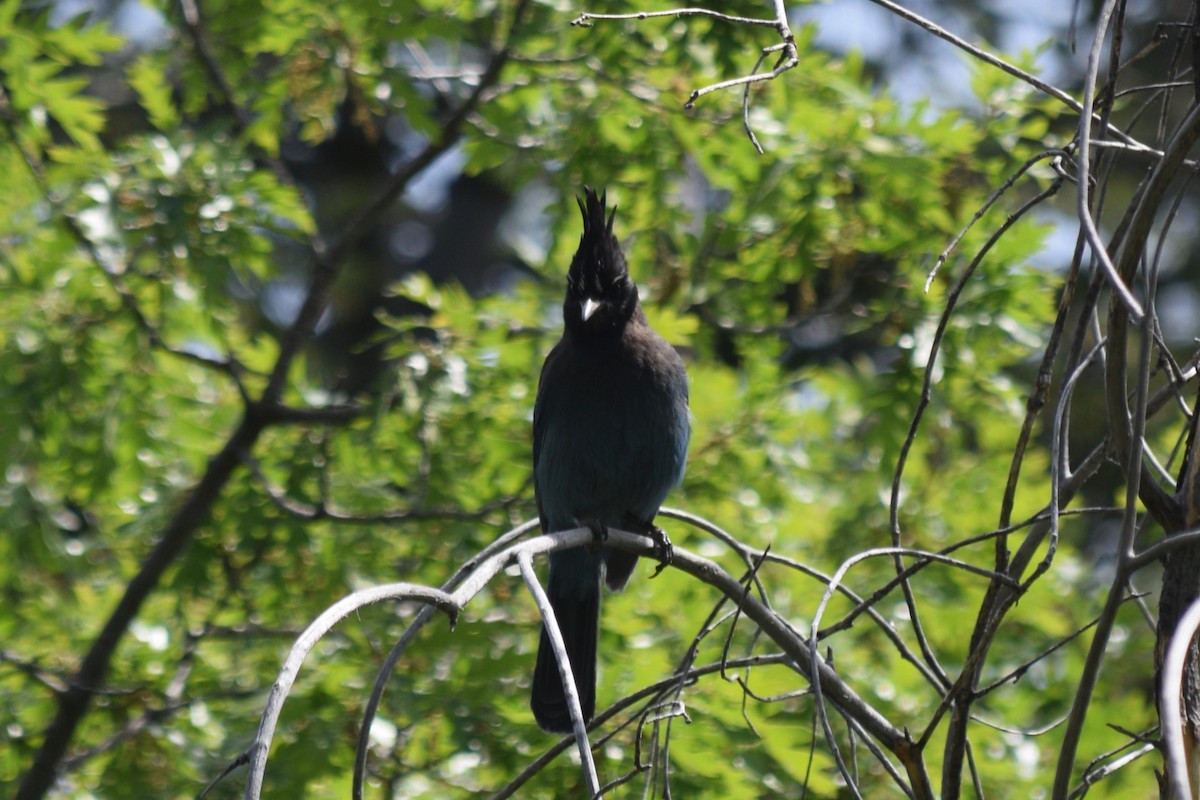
top-left (530, 188), bottom-right (690, 733)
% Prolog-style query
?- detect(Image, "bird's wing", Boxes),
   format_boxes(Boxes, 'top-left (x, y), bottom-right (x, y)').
top-left (532, 340), bottom-right (563, 532)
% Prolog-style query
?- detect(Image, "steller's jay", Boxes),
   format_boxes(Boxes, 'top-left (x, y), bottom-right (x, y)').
top-left (530, 188), bottom-right (691, 733)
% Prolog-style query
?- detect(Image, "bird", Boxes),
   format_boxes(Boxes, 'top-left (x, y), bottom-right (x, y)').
top-left (530, 187), bottom-right (690, 733)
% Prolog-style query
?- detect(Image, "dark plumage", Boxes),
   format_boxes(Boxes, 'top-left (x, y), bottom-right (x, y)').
top-left (530, 188), bottom-right (691, 733)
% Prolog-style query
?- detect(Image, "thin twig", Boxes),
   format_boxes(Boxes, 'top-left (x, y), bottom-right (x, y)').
top-left (1075, 0), bottom-right (1146, 324)
top-left (572, 0), bottom-right (796, 149)
top-left (572, 8), bottom-right (778, 27)
top-left (1053, 133), bottom-right (1165, 798)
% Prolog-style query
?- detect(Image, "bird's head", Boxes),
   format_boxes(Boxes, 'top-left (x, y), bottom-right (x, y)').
top-left (563, 187), bottom-right (642, 338)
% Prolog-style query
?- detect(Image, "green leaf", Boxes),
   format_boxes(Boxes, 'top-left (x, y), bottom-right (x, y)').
top-left (126, 53), bottom-right (180, 131)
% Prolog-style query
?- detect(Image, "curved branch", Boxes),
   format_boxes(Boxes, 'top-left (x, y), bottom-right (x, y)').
top-left (241, 583), bottom-right (459, 800)
top-left (1054, 129), bottom-right (1171, 796)
top-left (1075, 0), bottom-right (1146, 323)
top-left (235, 521), bottom-right (918, 798)
top-left (1162, 595), bottom-right (1200, 800)
top-left (516, 552), bottom-right (600, 793)
top-left (1103, 102), bottom-right (1200, 535)
top-left (351, 522), bottom-right (539, 800)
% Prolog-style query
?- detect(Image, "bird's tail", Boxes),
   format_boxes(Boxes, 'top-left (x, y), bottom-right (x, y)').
top-left (531, 560), bottom-right (600, 733)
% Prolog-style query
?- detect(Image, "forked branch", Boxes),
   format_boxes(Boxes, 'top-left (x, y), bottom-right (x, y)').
top-left (572, 0), bottom-right (796, 152)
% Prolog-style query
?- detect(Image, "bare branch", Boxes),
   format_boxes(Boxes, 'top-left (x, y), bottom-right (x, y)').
top-left (237, 517), bottom-right (922, 798)
top-left (242, 583), bottom-right (459, 800)
top-left (516, 552), bottom-right (600, 794)
top-left (351, 522), bottom-right (540, 800)
top-left (571, 0), bottom-right (796, 149)
top-left (573, 8), bottom-right (779, 28)
top-left (1161, 595), bottom-right (1200, 800)
top-left (1075, 0), bottom-right (1146, 324)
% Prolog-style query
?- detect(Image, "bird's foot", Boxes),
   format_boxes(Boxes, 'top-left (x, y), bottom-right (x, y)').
top-left (647, 525), bottom-right (674, 577)
top-left (622, 514), bottom-right (673, 577)
top-left (577, 517), bottom-right (608, 545)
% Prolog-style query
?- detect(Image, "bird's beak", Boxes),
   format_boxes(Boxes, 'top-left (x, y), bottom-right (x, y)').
top-left (581, 297), bottom-right (601, 322)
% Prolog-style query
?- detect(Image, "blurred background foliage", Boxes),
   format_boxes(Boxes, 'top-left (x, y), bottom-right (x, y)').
top-left (1, 0), bottom-right (1195, 796)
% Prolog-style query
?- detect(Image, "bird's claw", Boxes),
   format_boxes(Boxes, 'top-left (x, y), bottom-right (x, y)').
top-left (579, 518), bottom-right (608, 544)
top-left (648, 525), bottom-right (674, 577)
top-left (619, 513), bottom-right (674, 576)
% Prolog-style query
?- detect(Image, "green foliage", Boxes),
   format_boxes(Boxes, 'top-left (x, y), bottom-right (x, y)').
top-left (0, 0), bottom-right (1162, 798)
top-left (0, 0), bottom-right (121, 152)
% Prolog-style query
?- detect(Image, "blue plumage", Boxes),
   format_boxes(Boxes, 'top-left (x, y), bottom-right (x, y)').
top-left (530, 188), bottom-right (690, 733)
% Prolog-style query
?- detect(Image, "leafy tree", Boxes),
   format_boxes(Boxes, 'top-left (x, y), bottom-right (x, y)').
top-left (2, 0), bottom-right (1198, 797)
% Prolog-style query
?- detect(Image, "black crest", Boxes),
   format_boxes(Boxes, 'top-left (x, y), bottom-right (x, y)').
top-left (567, 187), bottom-right (630, 299)
top-left (577, 186), bottom-right (616, 241)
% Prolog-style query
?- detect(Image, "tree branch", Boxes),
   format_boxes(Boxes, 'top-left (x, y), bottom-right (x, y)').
top-left (12, 1), bottom-right (525, 793)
